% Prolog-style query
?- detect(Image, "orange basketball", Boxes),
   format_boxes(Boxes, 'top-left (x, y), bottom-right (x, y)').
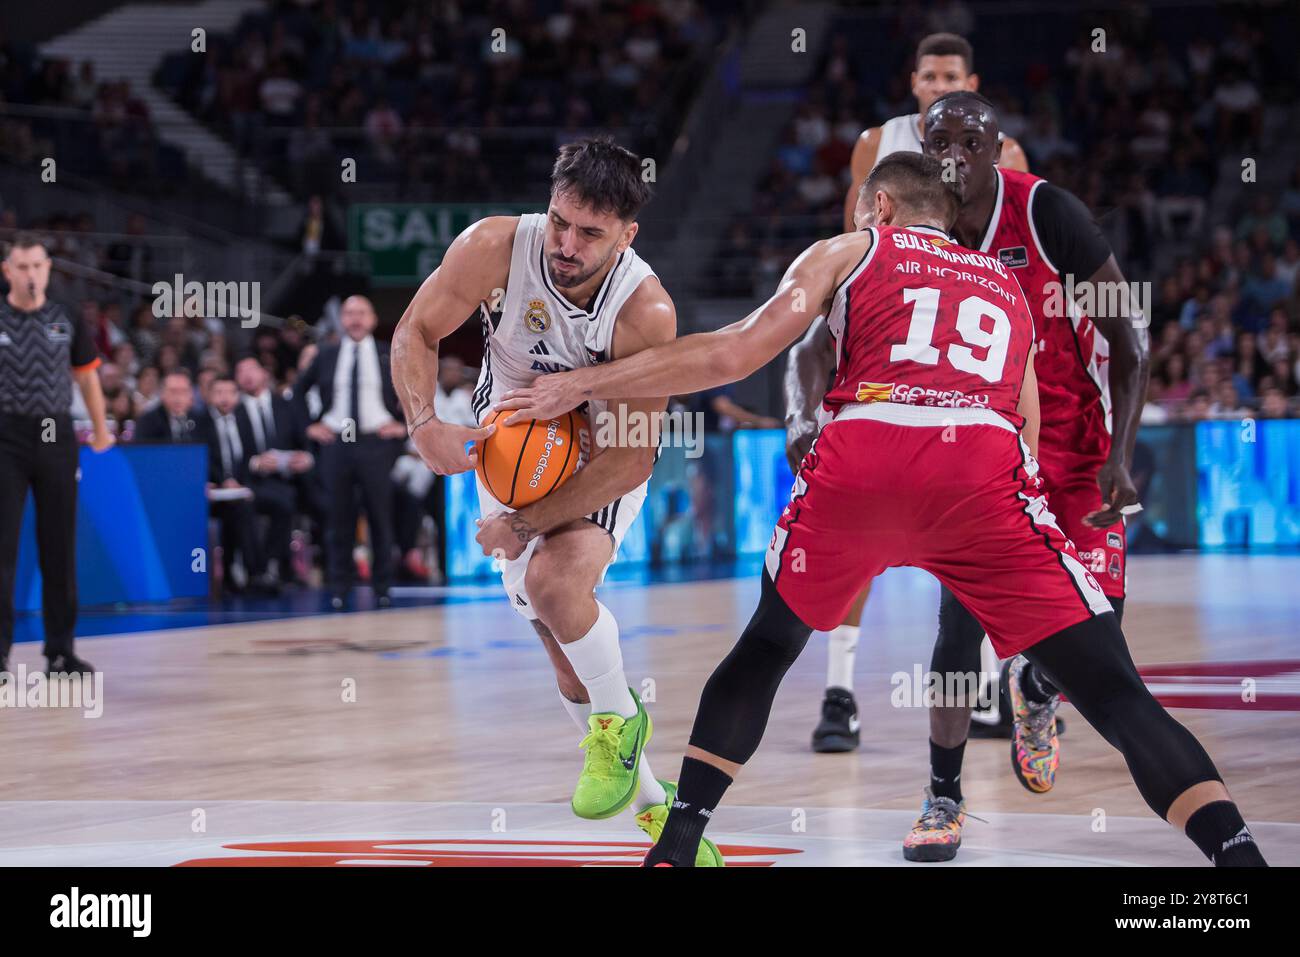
top-left (476, 408), bottom-right (587, 508)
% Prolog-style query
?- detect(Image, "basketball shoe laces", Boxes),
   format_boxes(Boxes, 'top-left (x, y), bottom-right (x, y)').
top-left (918, 795), bottom-right (962, 832)
top-left (917, 791), bottom-right (986, 830)
top-left (1020, 691), bottom-right (1058, 752)
top-left (578, 721), bottom-right (623, 780)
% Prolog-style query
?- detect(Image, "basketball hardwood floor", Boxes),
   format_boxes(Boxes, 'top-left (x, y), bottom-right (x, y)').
top-left (1, 554), bottom-right (1296, 866)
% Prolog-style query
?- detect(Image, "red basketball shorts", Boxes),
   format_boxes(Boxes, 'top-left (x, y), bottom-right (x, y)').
top-left (766, 404), bottom-right (1115, 658)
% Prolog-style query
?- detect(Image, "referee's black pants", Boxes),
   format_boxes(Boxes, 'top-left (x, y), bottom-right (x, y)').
top-left (0, 411), bottom-right (79, 661)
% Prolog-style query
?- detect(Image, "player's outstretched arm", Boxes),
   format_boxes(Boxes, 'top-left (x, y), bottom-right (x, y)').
top-left (1082, 254), bottom-right (1151, 528)
top-left (783, 315), bottom-right (835, 471)
top-left (391, 217), bottom-right (514, 474)
top-left (497, 233), bottom-right (872, 424)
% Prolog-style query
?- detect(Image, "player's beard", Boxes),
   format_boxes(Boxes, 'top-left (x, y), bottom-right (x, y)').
top-left (547, 247), bottom-right (611, 289)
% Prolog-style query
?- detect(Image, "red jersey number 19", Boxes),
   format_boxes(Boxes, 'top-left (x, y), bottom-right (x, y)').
top-left (889, 287), bottom-right (1011, 384)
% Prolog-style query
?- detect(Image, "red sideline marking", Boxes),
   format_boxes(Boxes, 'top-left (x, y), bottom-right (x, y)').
top-left (1133, 659), bottom-right (1300, 711)
top-left (175, 838), bottom-right (802, 867)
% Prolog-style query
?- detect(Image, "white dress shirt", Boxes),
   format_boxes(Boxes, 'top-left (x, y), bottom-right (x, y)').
top-left (323, 334), bottom-right (395, 434)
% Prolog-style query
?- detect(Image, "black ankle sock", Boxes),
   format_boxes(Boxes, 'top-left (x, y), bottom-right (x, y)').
top-left (1022, 662), bottom-right (1058, 704)
top-left (929, 739), bottom-right (966, 803)
top-left (644, 757), bottom-right (733, 867)
top-left (1184, 800), bottom-right (1267, 866)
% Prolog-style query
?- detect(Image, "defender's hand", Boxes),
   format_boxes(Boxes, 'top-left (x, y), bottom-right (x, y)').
top-left (785, 415), bottom-right (819, 472)
top-left (1085, 459), bottom-right (1139, 528)
top-left (496, 370), bottom-right (586, 426)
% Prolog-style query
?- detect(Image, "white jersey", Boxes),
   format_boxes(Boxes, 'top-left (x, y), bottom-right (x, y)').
top-left (469, 212), bottom-right (657, 619)
top-left (471, 213), bottom-right (657, 426)
top-left (877, 113), bottom-right (925, 157)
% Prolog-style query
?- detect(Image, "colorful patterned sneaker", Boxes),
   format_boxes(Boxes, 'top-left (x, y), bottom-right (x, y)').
top-left (902, 787), bottom-right (967, 862)
top-left (570, 690), bottom-right (652, 820)
top-left (1008, 654), bottom-right (1060, 794)
top-left (634, 780), bottom-right (725, 867)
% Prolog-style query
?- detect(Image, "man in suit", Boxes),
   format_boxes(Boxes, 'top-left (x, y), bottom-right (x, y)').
top-left (235, 355), bottom-right (312, 587)
top-left (201, 374), bottom-right (267, 593)
top-left (133, 370), bottom-right (202, 443)
top-left (295, 295), bottom-right (407, 608)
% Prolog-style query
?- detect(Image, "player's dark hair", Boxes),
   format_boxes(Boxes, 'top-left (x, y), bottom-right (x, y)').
top-left (551, 137), bottom-right (652, 222)
top-left (3, 231), bottom-right (49, 258)
top-left (163, 368), bottom-right (194, 384)
top-left (863, 152), bottom-right (960, 228)
top-left (916, 33), bottom-right (974, 73)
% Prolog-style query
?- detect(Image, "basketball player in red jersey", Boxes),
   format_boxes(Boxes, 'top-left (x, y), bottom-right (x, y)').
top-left (788, 91), bottom-right (1152, 861)
top-left (803, 32), bottom-right (1029, 754)
top-left (499, 152), bottom-right (1264, 869)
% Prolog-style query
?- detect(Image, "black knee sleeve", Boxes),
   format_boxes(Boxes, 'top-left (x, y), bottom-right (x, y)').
top-left (930, 586), bottom-right (985, 697)
top-left (687, 572), bottom-right (813, 764)
top-left (1024, 613), bottom-right (1221, 819)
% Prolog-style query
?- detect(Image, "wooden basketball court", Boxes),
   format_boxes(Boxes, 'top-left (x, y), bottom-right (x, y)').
top-left (1, 554), bottom-right (1297, 866)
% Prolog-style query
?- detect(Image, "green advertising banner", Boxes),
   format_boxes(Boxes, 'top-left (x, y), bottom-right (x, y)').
top-left (348, 203), bottom-right (539, 286)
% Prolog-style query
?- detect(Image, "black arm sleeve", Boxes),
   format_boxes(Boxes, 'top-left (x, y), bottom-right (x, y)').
top-left (1031, 183), bottom-right (1113, 280)
top-left (69, 313), bottom-right (99, 368)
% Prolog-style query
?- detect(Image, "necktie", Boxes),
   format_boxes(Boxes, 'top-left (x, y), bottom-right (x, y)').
top-left (349, 340), bottom-right (362, 433)
top-left (262, 399), bottom-right (277, 450)
top-left (171, 416), bottom-right (182, 442)
top-left (220, 417), bottom-right (233, 478)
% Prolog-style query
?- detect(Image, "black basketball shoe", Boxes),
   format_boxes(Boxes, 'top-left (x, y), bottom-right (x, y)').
top-left (812, 687), bottom-right (860, 753)
top-left (46, 653), bottom-right (95, 677)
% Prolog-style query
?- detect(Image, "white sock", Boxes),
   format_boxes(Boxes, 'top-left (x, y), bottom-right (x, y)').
top-left (557, 601), bottom-right (637, 718)
top-left (557, 690), bottom-right (590, 733)
top-left (826, 624), bottom-right (859, 693)
top-left (636, 758), bottom-right (667, 810)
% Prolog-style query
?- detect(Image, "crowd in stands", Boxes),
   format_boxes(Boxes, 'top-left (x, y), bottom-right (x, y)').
top-left (159, 0), bottom-right (733, 201)
top-left (714, 4), bottom-right (1300, 419)
top-left (0, 39), bottom-right (186, 189)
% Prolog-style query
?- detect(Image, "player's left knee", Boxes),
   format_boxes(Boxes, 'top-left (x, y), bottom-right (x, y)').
top-left (523, 552), bottom-right (598, 627)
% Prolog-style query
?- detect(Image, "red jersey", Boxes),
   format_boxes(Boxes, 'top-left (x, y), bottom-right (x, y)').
top-left (975, 168), bottom-right (1112, 469)
top-left (822, 224), bottom-right (1036, 430)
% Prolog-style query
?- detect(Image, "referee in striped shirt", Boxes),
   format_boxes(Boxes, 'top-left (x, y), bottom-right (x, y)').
top-left (0, 233), bottom-right (113, 682)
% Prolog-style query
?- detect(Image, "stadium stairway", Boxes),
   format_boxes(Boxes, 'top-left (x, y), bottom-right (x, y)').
top-left (644, 2), bottom-right (835, 305)
top-left (39, 0), bottom-right (291, 206)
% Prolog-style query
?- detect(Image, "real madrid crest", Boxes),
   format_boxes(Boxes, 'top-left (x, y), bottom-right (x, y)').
top-left (524, 299), bottom-right (551, 333)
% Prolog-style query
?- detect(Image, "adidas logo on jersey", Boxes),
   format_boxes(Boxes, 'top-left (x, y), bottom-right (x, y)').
top-left (527, 341), bottom-right (570, 374)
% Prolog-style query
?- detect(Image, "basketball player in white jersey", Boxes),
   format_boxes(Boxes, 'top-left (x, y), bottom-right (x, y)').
top-left (391, 138), bottom-right (723, 866)
top-left (797, 32), bottom-right (1030, 753)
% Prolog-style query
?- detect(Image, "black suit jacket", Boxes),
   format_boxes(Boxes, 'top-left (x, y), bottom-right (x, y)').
top-left (134, 405), bottom-right (203, 443)
top-left (199, 406), bottom-right (257, 485)
top-left (294, 338), bottom-right (404, 430)
top-left (242, 392), bottom-right (305, 453)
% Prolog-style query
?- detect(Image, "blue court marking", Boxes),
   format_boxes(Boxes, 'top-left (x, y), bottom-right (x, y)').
top-left (11, 557), bottom-right (765, 645)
